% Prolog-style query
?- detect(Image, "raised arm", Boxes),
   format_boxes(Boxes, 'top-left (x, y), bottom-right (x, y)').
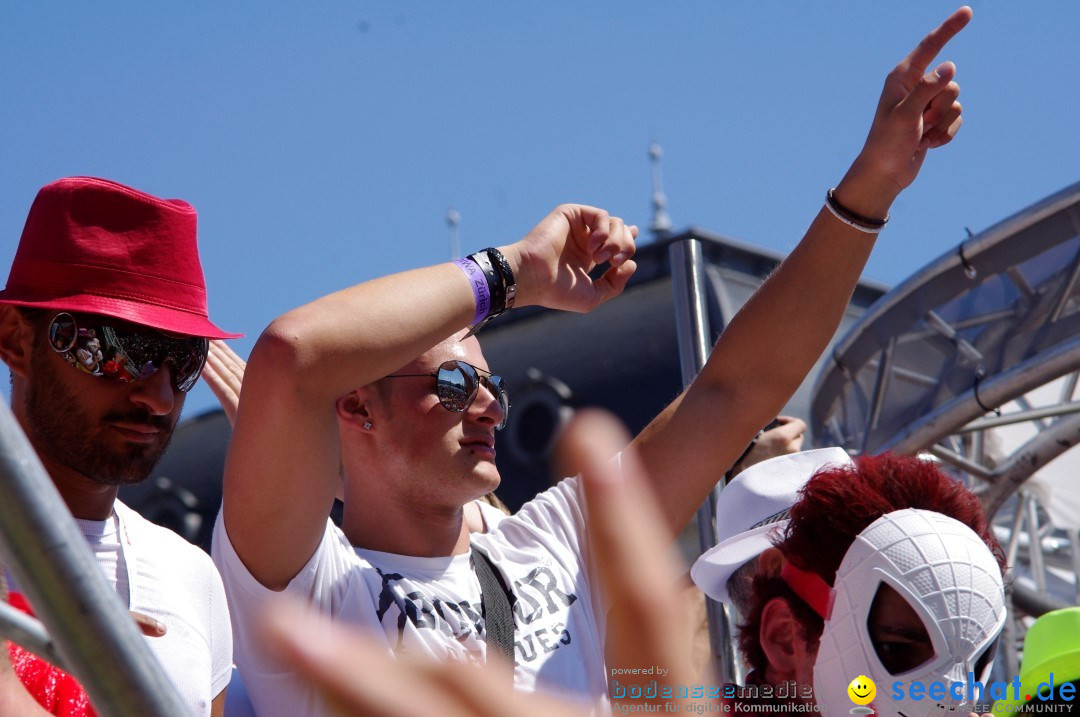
top-left (223, 205), bottom-right (637, 589)
top-left (630, 7), bottom-right (973, 538)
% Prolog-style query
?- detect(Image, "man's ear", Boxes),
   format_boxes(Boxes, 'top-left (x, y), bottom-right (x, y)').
top-left (335, 387), bottom-right (374, 432)
top-left (0, 305), bottom-right (36, 379)
top-left (759, 597), bottom-right (804, 679)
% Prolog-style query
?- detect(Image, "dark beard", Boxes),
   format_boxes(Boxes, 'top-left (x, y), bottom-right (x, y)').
top-left (25, 343), bottom-right (177, 486)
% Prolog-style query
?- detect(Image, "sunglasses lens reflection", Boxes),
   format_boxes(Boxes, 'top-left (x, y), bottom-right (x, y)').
top-left (432, 361), bottom-right (510, 429)
top-left (436, 362), bottom-right (475, 412)
top-left (48, 313), bottom-right (208, 393)
top-left (49, 315), bottom-right (78, 352)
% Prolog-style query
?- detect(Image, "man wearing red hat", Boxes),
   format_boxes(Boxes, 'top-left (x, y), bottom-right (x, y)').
top-left (0, 177), bottom-right (237, 716)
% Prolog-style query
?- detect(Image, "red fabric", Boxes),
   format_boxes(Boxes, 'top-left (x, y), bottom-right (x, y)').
top-left (5, 593), bottom-right (97, 717)
top-left (780, 561), bottom-right (834, 620)
top-left (0, 176), bottom-right (240, 339)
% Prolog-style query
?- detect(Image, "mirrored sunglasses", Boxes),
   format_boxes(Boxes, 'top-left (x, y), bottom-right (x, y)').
top-left (387, 360), bottom-right (510, 430)
top-left (48, 312), bottom-right (209, 393)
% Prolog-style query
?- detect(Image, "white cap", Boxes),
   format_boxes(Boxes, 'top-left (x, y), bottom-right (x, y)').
top-left (690, 447), bottom-right (853, 603)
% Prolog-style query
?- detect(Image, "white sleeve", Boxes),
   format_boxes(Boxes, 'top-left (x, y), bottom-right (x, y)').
top-left (208, 565), bottom-right (233, 697)
top-left (211, 510), bottom-right (359, 717)
top-left (210, 510), bottom-right (354, 672)
top-left (505, 452), bottom-right (623, 568)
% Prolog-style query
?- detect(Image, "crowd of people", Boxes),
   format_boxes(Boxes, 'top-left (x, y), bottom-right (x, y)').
top-left (1, 6), bottom-right (1073, 717)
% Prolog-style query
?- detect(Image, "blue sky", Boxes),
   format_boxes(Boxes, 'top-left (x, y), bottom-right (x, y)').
top-left (3, 2), bottom-right (1078, 415)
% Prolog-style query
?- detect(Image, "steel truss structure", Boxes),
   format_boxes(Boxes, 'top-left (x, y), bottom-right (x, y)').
top-left (811, 181), bottom-right (1080, 677)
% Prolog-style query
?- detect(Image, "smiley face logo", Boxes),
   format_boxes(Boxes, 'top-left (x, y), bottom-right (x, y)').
top-left (847, 675), bottom-right (876, 706)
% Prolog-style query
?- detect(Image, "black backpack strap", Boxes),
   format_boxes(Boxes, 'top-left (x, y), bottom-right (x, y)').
top-left (471, 548), bottom-right (516, 676)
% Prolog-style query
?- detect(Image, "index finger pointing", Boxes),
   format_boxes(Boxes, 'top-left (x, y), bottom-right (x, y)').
top-left (903, 6), bottom-right (972, 73)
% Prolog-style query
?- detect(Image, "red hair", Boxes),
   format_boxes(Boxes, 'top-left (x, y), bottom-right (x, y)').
top-left (737, 452), bottom-right (1006, 675)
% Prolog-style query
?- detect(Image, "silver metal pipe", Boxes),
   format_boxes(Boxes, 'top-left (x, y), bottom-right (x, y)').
top-left (0, 599), bottom-right (66, 668)
top-left (953, 400), bottom-right (1080, 434)
top-left (669, 236), bottom-right (740, 685)
top-left (1005, 496), bottom-right (1026, 567)
top-left (1070, 529), bottom-right (1080, 604)
top-left (670, 238), bottom-right (711, 381)
top-left (1025, 494), bottom-right (1048, 593)
top-left (0, 400), bottom-right (190, 716)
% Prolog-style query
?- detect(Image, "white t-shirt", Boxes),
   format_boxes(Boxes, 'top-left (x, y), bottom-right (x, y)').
top-left (4, 500), bottom-right (233, 717)
top-left (213, 475), bottom-right (609, 717)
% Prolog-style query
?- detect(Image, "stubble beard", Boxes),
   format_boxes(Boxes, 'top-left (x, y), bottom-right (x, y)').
top-left (25, 345), bottom-right (176, 486)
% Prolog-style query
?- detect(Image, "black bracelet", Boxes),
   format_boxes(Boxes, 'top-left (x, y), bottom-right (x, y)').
top-left (483, 247), bottom-right (517, 310)
top-left (826, 188), bottom-right (889, 233)
top-left (462, 248), bottom-right (516, 337)
top-left (725, 432), bottom-right (762, 482)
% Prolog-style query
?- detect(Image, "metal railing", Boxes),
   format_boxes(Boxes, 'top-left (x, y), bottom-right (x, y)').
top-left (0, 399), bottom-right (190, 716)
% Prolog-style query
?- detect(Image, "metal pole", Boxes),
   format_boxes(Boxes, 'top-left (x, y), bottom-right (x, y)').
top-left (1025, 493), bottom-right (1048, 593)
top-left (0, 400), bottom-right (190, 717)
top-left (669, 236), bottom-right (740, 685)
top-left (1070, 529), bottom-right (1080, 605)
top-left (0, 599), bottom-right (66, 667)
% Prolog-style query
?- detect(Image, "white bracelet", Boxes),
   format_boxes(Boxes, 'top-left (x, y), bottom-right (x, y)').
top-left (824, 188), bottom-right (888, 235)
top-left (824, 200), bottom-right (886, 234)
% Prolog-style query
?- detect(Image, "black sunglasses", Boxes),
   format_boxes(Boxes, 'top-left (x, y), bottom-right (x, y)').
top-left (48, 312), bottom-right (209, 393)
top-left (386, 360), bottom-right (510, 430)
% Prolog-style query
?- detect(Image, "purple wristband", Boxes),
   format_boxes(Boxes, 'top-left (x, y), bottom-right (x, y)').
top-left (454, 257), bottom-right (491, 325)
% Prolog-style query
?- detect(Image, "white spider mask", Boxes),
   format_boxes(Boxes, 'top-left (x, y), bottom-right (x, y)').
top-left (788, 509), bottom-right (1006, 716)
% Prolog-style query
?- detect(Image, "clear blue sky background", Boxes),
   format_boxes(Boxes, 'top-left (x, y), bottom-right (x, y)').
top-left (2, 2), bottom-right (1078, 416)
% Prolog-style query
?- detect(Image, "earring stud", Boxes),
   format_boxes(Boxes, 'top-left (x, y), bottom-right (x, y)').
top-left (363, 421), bottom-right (372, 430)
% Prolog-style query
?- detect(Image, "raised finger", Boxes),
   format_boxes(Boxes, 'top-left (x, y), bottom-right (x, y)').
top-left (769, 417), bottom-right (806, 441)
top-left (557, 411), bottom-right (691, 682)
top-left (560, 411), bottom-right (677, 600)
top-left (595, 216), bottom-right (636, 266)
top-left (921, 81), bottom-right (960, 128)
top-left (263, 603), bottom-right (478, 717)
top-left (590, 259), bottom-right (637, 305)
top-left (209, 340), bottom-right (247, 383)
top-left (919, 102), bottom-right (962, 150)
top-left (921, 111), bottom-right (963, 150)
top-left (902, 6), bottom-right (972, 73)
top-left (422, 658), bottom-right (577, 717)
top-left (206, 346), bottom-right (244, 392)
top-left (209, 338), bottom-right (246, 368)
top-left (560, 204), bottom-right (610, 255)
top-left (130, 611), bottom-right (167, 637)
top-left (203, 353), bottom-right (240, 398)
top-left (201, 358), bottom-right (241, 425)
top-left (896, 61), bottom-right (956, 119)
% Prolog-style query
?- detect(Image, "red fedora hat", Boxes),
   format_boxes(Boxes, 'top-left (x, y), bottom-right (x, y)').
top-left (0, 177), bottom-right (240, 338)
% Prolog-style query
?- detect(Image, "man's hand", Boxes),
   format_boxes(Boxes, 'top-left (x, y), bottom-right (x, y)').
top-left (837, 6), bottom-right (972, 218)
top-left (739, 417), bottom-right (806, 474)
top-left (202, 340), bottom-right (247, 427)
top-left (131, 611), bottom-right (167, 638)
top-left (501, 204), bottom-right (638, 313)
top-left (558, 411), bottom-right (695, 706)
top-left (263, 604), bottom-right (579, 717)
